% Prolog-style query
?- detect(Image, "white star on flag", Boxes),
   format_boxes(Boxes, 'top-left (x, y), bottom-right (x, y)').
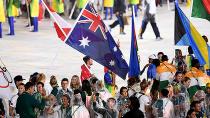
top-left (79, 36), bottom-right (90, 48)
top-left (109, 60), bottom-right (115, 66)
top-left (113, 46), bottom-right (117, 52)
top-left (121, 55), bottom-right (125, 60)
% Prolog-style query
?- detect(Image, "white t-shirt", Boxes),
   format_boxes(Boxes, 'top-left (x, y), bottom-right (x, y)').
top-left (10, 94), bottom-right (19, 108)
top-left (143, 0), bottom-right (157, 14)
top-left (135, 93), bottom-right (150, 115)
top-left (162, 98), bottom-right (175, 118)
top-left (71, 105), bottom-right (90, 118)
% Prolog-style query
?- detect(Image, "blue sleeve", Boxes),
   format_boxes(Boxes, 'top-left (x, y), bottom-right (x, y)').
top-left (151, 65), bottom-right (156, 79)
top-left (147, 64), bottom-right (156, 79)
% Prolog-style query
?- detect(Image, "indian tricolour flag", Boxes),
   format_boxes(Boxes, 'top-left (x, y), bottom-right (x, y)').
top-left (185, 67), bottom-right (209, 99)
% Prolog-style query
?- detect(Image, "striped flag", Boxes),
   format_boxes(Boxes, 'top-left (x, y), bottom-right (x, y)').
top-left (191, 0), bottom-right (210, 21)
top-left (174, 2), bottom-right (210, 69)
top-left (41, 0), bottom-right (71, 41)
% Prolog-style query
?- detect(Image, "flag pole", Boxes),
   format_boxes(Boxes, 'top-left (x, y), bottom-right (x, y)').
top-left (40, 0), bottom-right (67, 37)
top-left (69, 0), bottom-right (77, 19)
top-left (25, 0), bottom-right (32, 31)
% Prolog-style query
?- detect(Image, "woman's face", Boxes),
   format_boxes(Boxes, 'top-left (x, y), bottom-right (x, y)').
top-left (62, 96), bottom-right (69, 107)
top-left (37, 84), bottom-right (43, 93)
top-left (71, 78), bottom-right (77, 85)
top-left (189, 111), bottom-right (196, 118)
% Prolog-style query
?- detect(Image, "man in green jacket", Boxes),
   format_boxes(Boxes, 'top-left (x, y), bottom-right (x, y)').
top-left (16, 82), bottom-right (45, 118)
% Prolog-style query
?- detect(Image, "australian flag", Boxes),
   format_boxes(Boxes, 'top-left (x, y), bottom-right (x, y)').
top-left (65, 3), bottom-right (129, 79)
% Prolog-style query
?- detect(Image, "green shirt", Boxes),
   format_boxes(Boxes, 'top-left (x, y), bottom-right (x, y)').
top-left (16, 92), bottom-right (45, 118)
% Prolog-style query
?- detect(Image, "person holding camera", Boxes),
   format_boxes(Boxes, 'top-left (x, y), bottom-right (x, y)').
top-left (117, 87), bottom-right (129, 117)
top-left (92, 94), bottom-right (117, 118)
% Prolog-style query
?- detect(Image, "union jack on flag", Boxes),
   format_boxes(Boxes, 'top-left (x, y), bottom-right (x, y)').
top-left (78, 5), bottom-right (107, 39)
top-left (64, 3), bottom-right (129, 79)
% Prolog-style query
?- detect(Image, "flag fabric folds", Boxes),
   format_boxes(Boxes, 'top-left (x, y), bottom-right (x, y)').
top-left (128, 8), bottom-right (140, 78)
top-left (174, 3), bottom-right (210, 68)
top-left (41, 0), bottom-right (71, 41)
top-left (202, 0), bottom-right (210, 14)
top-left (65, 3), bottom-right (129, 79)
top-left (191, 0), bottom-right (210, 21)
top-left (38, 0), bottom-right (43, 21)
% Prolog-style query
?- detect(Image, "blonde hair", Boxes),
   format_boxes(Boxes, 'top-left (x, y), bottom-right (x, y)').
top-left (37, 73), bottom-right (46, 83)
top-left (50, 75), bottom-right (58, 86)
top-left (70, 75), bottom-right (81, 89)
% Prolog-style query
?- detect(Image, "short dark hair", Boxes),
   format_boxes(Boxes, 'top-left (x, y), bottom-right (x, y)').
top-left (190, 101), bottom-right (200, 109)
top-left (188, 46), bottom-right (193, 54)
top-left (14, 75), bottom-right (25, 83)
top-left (161, 89), bottom-right (169, 97)
top-left (191, 59), bottom-right (199, 67)
top-left (162, 55), bottom-right (168, 61)
top-left (175, 71), bottom-right (183, 76)
top-left (37, 82), bottom-right (44, 87)
top-left (129, 96), bottom-right (140, 110)
top-left (120, 86), bottom-right (127, 95)
top-left (107, 97), bottom-right (116, 104)
top-left (90, 77), bottom-right (98, 85)
top-left (18, 83), bottom-right (25, 87)
top-left (202, 35), bottom-right (208, 42)
top-left (152, 59), bottom-right (160, 67)
top-left (181, 77), bottom-right (190, 84)
top-left (158, 52), bottom-right (164, 56)
top-left (186, 109), bottom-right (196, 118)
top-left (24, 82), bottom-right (34, 91)
top-left (83, 56), bottom-right (91, 64)
top-left (61, 78), bottom-right (69, 82)
top-left (74, 89), bottom-right (81, 95)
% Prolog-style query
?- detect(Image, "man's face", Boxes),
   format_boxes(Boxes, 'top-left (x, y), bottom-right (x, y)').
top-left (175, 73), bottom-right (183, 82)
top-left (158, 54), bottom-right (163, 61)
top-left (61, 80), bottom-right (69, 90)
top-left (18, 85), bottom-right (25, 94)
top-left (149, 58), bottom-right (153, 63)
top-left (87, 59), bottom-right (93, 66)
top-left (194, 103), bottom-right (201, 112)
top-left (121, 88), bottom-right (128, 97)
top-left (206, 88), bottom-right (210, 94)
top-left (107, 99), bottom-right (116, 109)
top-left (29, 86), bottom-right (35, 95)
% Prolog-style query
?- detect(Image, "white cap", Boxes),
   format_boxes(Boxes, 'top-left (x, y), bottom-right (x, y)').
top-left (148, 54), bottom-right (156, 59)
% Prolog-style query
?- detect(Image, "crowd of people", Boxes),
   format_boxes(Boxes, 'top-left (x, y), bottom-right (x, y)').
top-left (0, 46), bottom-right (209, 118)
top-left (0, 0), bottom-right (209, 118)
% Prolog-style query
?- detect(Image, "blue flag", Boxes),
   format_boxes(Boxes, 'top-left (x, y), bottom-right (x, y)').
top-left (175, 2), bottom-right (208, 66)
top-left (128, 8), bottom-right (140, 78)
top-left (65, 3), bottom-right (129, 79)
